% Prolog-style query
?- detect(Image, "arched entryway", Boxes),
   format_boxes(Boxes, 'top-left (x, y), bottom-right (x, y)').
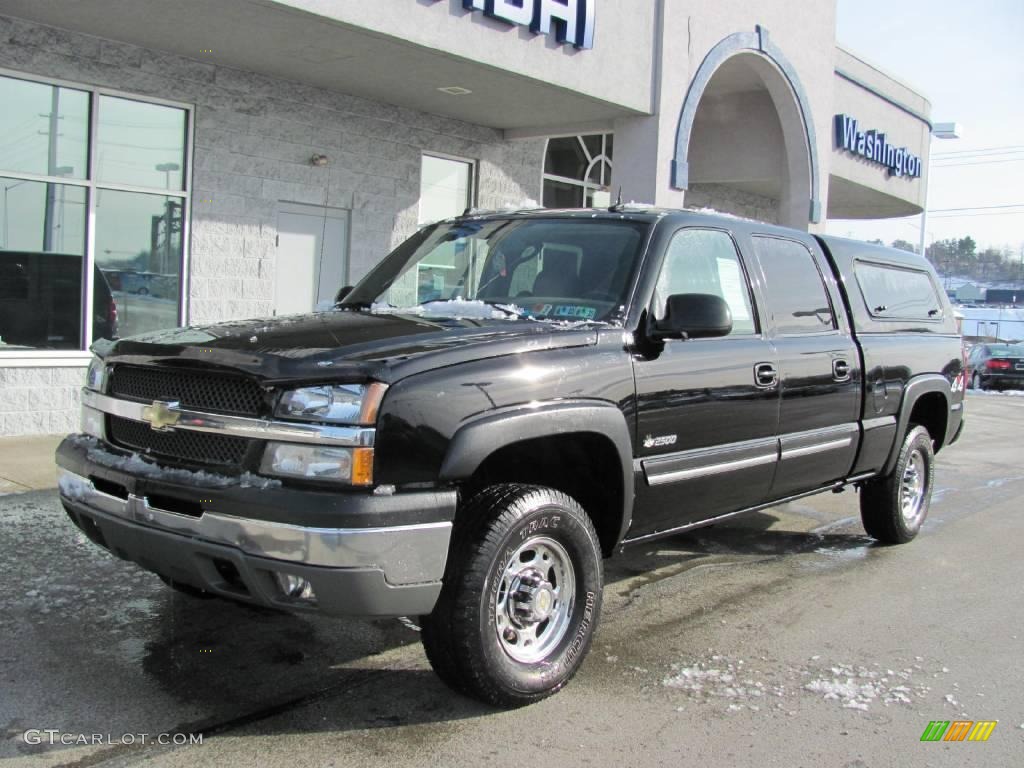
top-left (672, 27), bottom-right (821, 229)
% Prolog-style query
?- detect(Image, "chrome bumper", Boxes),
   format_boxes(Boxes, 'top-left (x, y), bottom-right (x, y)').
top-left (57, 468), bottom-right (451, 586)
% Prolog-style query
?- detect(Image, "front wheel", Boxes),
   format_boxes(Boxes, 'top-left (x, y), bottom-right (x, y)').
top-left (420, 484), bottom-right (603, 707)
top-left (859, 425), bottom-right (935, 544)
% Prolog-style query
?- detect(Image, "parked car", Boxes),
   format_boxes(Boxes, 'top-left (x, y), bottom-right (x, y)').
top-left (56, 208), bottom-right (964, 707)
top-left (0, 251), bottom-right (117, 349)
top-left (966, 342), bottom-right (1024, 390)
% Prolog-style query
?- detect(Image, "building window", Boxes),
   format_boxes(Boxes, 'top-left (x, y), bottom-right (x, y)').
top-left (542, 134), bottom-right (613, 208)
top-left (0, 72), bottom-right (191, 359)
top-left (419, 154), bottom-right (474, 225)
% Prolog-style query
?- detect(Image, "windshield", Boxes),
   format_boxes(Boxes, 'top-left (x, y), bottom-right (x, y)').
top-left (343, 218), bottom-right (650, 323)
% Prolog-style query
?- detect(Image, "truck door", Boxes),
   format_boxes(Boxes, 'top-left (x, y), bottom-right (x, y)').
top-left (630, 227), bottom-right (780, 537)
top-left (749, 235), bottom-right (861, 499)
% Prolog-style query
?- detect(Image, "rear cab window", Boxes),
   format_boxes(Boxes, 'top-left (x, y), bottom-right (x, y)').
top-left (751, 236), bottom-right (837, 335)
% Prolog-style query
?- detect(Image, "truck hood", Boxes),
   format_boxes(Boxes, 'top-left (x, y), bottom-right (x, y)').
top-left (98, 309), bottom-right (601, 384)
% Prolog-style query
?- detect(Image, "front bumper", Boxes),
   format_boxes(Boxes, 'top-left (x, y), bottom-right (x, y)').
top-left (56, 437), bottom-right (455, 617)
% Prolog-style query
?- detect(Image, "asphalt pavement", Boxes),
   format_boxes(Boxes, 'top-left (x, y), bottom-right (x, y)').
top-left (1, 392), bottom-right (1022, 767)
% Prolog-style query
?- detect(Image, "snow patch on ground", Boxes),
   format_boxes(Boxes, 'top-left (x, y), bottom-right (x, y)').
top-left (662, 652), bottom-right (940, 714)
top-left (969, 388), bottom-right (1024, 397)
top-left (662, 655), bottom-right (784, 712)
top-left (803, 664), bottom-right (919, 711)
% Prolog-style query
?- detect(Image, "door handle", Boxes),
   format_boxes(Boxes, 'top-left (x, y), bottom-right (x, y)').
top-left (833, 359), bottom-right (851, 382)
top-left (754, 363), bottom-right (778, 389)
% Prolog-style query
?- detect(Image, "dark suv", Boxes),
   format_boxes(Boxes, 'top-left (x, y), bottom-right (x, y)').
top-left (0, 251), bottom-right (117, 349)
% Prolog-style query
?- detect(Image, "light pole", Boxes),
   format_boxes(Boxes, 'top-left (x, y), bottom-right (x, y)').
top-left (918, 122), bottom-right (962, 262)
top-left (155, 162), bottom-right (180, 190)
top-left (154, 163), bottom-right (180, 273)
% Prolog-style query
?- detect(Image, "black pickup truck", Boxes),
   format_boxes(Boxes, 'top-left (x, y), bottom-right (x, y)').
top-left (56, 207), bottom-right (964, 706)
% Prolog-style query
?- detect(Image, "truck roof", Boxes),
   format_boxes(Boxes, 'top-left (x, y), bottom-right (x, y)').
top-left (452, 206), bottom-right (818, 240)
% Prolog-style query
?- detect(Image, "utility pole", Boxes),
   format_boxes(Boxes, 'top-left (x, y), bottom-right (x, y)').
top-left (41, 87), bottom-right (59, 252)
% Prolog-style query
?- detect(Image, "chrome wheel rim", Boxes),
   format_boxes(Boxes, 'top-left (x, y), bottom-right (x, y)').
top-left (494, 536), bottom-right (576, 664)
top-left (900, 449), bottom-right (928, 526)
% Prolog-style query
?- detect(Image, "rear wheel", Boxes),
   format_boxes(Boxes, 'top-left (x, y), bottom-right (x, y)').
top-left (859, 425), bottom-right (934, 544)
top-left (972, 371), bottom-right (984, 390)
top-left (421, 484), bottom-right (603, 707)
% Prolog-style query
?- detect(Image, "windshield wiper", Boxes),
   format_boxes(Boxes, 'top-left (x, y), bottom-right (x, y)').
top-left (475, 300), bottom-right (526, 319)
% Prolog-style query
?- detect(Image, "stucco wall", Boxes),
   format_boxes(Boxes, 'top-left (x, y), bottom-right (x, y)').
top-left (274, 0), bottom-right (656, 115)
top-left (612, 0), bottom-right (837, 225)
top-left (828, 47), bottom-right (930, 218)
top-left (0, 13), bottom-right (545, 436)
top-left (688, 89), bottom-right (786, 188)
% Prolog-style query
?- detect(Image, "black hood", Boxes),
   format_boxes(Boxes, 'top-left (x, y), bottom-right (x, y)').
top-left (99, 310), bottom-right (600, 384)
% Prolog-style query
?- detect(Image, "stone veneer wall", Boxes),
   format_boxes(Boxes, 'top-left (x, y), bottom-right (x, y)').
top-left (0, 14), bottom-right (545, 435)
top-left (686, 184), bottom-right (780, 225)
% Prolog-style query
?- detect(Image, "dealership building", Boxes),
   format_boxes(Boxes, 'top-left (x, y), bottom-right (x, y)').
top-left (0, 0), bottom-right (933, 435)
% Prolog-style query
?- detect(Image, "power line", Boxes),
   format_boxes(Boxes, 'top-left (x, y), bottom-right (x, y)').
top-left (929, 211), bottom-right (1024, 219)
top-left (932, 157), bottom-right (1024, 168)
top-left (932, 144), bottom-right (1024, 157)
top-left (933, 152), bottom-right (1024, 162)
top-left (928, 204), bottom-right (1024, 213)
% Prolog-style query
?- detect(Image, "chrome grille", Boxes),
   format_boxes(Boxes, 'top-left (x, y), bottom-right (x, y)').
top-left (108, 365), bottom-right (264, 416)
top-left (108, 415), bottom-right (251, 467)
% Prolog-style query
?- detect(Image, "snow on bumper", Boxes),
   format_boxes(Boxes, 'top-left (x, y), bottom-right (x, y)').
top-left (55, 463), bottom-right (453, 617)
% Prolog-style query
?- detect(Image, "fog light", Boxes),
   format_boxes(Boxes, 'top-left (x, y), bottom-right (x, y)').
top-left (274, 572), bottom-right (316, 601)
top-left (260, 442), bottom-right (373, 485)
top-left (81, 405), bottom-right (105, 440)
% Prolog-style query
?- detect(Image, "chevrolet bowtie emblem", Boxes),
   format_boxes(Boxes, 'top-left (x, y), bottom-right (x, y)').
top-left (142, 400), bottom-right (180, 431)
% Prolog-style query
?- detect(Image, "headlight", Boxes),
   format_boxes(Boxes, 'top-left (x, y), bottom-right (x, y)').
top-left (260, 442), bottom-right (374, 486)
top-left (85, 356), bottom-right (107, 392)
top-left (275, 383), bottom-right (387, 424)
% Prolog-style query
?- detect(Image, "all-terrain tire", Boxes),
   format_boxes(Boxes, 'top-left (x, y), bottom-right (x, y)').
top-left (420, 484), bottom-right (603, 707)
top-left (859, 425), bottom-right (935, 544)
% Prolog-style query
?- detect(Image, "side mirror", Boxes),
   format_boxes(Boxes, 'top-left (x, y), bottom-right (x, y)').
top-left (652, 293), bottom-right (732, 340)
top-left (334, 285), bottom-right (353, 303)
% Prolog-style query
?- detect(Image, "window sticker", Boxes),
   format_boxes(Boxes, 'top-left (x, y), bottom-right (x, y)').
top-left (553, 305), bottom-right (597, 320)
top-left (716, 257), bottom-right (751, 323)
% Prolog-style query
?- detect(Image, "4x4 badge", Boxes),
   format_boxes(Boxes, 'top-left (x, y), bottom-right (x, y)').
top-left (142, 400), bottom-right (180, 431)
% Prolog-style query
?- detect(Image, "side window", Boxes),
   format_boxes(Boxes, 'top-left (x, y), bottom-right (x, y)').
top-left (752, 236), bottom-right (836, 334)
top-left (653, 229), bottom-right (756, 335)
top-left (855, 262), bottom-right (942, 319)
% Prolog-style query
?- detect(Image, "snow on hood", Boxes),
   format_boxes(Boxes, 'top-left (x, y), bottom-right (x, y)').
top-left (372, 299), bottom-right (524, 320)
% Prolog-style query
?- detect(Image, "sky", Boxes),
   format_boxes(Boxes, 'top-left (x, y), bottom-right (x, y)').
top-left (828, 0), bottom-right (1024, 254)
